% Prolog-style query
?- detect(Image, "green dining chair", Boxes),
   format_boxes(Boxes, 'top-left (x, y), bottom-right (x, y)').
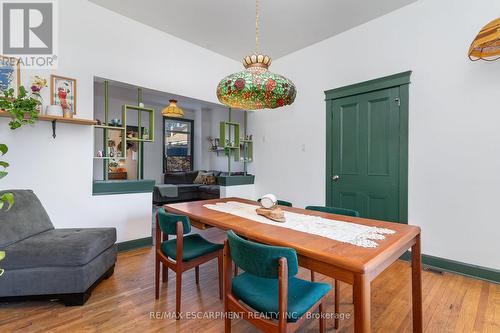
top-left (155, 208), bottom-right (224, 319)
top-left (304, 205), bottom-right (360, 329)
top-left (233, 198), bottom-right (292, 277)
top-left (305, 205), bottom-right (360, 217)
top-left (223, 230), bottom-right (331, 333)
top-left (257, 198), bottom-right (293, 207)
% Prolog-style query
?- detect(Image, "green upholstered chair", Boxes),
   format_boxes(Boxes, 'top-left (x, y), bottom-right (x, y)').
top-left (155, 208), bottom-right (223, 319)
top-left (305, 205), bottom-right (360, 217)
top-left (223, 230), bottom-right (331, 333)
top-left (257, 198), bottom-right (293, 207)
top-left (304, 205), bottom-right (360, 330)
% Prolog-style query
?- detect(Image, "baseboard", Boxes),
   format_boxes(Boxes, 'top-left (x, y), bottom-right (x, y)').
top-left (400, 252), bottom-right (500, 284)
top-left (117, 237), bottom-right (153, 252)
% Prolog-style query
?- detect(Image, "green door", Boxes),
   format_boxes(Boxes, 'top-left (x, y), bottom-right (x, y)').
top-left (329, 87), bottom-right (401, 222)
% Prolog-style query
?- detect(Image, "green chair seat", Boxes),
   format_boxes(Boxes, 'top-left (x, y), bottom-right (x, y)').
top-left (232, 272), bottom-right (331, 322)
top-left (161, 234), bottom-right (223, 262)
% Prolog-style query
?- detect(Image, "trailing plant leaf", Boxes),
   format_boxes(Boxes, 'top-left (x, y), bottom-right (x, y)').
top-left (0, 86), bottom-right (40, 130)
top-left (0, 143), bottom-right (14, 210)
top-left (0, 193), bottom-right (14, 210)
top-left (0, 251), bottom-right (4, 277)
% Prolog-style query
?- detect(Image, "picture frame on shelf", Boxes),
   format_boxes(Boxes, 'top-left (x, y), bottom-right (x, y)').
top-left (0, 55), bottom-right (20, 97)
top-left (50, 74), bottom-right (77, 115)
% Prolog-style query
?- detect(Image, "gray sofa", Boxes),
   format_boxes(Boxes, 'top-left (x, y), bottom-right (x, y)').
top-left (0, 190), bottom-right (117, 306)
top-left (153, 170), bottom-right (222, 205)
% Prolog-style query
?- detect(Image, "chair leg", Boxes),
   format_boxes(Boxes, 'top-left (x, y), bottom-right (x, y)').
top-left (195, 266), bottom-right (200, 285)
top-left (225, 312), bottom-right (231, 332)
top-left (155, 257), bottom-right (160, 300)
top-left (334, 279), bottom-right (340, 329)
top-left (162, 263), bottom-right (168, 283)
top-left (218, 254), bottom-right (223, 300)
top-left (176, 270), bottom-right (182, 319)
top-left (311, 270), bottom-right (315, 281)
top-left (319, 300), bottom-right (326, 333)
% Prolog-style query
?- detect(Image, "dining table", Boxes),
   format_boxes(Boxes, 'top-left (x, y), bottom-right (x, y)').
top-left (164, 197), bottom-right (422, 333)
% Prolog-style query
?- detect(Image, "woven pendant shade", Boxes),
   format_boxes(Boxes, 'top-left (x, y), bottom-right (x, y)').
top-left (469, 18), bottom-right (500, 61)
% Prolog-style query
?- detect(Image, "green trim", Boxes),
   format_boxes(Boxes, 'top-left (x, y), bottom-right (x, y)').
top-left (117, 237), bottom-right (152, 252)
top-left (400, 252), bottom-right (500, 284)
top-left (325, 71), bottom-right (412, 100)
top-left (92, 179), bottom-right (155, 195)
top-left (325, 71), bottom-right (411, 224)
top-left (218, 175), bottom-right (255, 186)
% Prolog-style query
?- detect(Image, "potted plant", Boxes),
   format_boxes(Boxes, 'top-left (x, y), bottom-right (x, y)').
top-left (0, 86), bottom-right (40, 130)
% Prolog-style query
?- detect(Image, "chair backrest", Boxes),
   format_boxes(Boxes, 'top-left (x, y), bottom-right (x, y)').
top-left (227, 230), bottom-right (298, 278)
top-left (0, 189), bottom-right (54, 248)
top-left (305, 205), bottom-right (360, 217)
top-left (257, 198), bottom-right (293, 207)
top-left (157, 208), bottom-right (191, 235)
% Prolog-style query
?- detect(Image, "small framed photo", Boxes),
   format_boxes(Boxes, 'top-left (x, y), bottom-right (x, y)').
top-left (0, 55), bottom-right (20, 97)
top-left (50, 75), bottom-right (77, 115)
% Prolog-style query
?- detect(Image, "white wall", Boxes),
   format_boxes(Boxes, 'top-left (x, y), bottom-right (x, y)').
top-left (248, 0), bottom-right (500, 269)
top-left (0, 0), bottom-right (240, 243)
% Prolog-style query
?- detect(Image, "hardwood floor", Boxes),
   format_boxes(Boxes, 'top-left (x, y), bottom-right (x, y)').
top-left (0, 226), bottom-right (499, 333)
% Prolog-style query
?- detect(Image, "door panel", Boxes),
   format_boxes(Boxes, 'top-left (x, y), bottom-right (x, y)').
top-left (330, 87), bottom-right (400, 222)
top-left (339, 103), bottom-right (360, 175)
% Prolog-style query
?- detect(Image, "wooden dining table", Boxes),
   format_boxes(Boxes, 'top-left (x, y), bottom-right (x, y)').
top-left (164, 197), bottom-right (422, 333)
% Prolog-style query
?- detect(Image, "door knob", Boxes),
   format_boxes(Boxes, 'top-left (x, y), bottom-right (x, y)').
top-left (332, 175), bottom-right (340, 182)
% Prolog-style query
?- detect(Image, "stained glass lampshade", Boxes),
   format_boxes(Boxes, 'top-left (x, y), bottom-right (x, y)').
top-left (469, 18), bottom-right (500, 61)
top-left (161, 99), bottom-right (184, 118)
top-left (217, 54), bottom-right (296, 110)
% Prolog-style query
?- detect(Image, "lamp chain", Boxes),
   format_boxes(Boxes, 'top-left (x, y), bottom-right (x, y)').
top-left (255, 0), bottom-right (260, 53)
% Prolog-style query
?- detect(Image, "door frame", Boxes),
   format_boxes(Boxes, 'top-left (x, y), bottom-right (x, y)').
top-left (163, 116), bottom-right (195, 172)
top-left (325, 71), bottom-right (411, 224)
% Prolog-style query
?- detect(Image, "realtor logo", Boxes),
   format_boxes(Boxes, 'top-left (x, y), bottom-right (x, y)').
top-left (2, 1), bottom-right (53, 54)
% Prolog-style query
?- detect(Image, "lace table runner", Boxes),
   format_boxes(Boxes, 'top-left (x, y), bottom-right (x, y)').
top-left (203, 201), bottom-right (395, 248)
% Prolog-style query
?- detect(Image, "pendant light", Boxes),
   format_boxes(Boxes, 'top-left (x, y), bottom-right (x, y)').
top-left (468, 18), bottom-right (500, 61)
top-left (216, 0), bottom-right (296, 110)
top-left (161, 99), bottom-right (184, 118)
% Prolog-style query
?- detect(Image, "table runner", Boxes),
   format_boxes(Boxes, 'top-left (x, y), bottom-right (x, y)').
top-left (204, 201), bottom-right (395, 248)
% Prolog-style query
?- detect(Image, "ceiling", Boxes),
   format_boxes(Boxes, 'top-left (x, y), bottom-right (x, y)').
top-left (89, 0), bottom-right (417, 61)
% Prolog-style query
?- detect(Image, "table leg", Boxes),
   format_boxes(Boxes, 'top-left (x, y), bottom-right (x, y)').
top-left (412, 234), bottom-right (423, 333)
top-left (353, 273), bottom-right (370, 333)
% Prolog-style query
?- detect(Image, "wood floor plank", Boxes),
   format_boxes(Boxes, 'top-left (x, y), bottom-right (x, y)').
top-left (0, 227), bottom-right (498, 332)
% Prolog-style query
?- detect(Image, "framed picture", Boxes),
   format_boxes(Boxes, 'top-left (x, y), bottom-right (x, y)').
top-left (0, 55), bottom-right (20, 97)
top-left (50, 75), bottom-right (77, 115)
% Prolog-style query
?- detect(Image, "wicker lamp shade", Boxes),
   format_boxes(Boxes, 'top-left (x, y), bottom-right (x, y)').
top-left (161, 99), bottom-right (184, 118)
top-left (469, 18), bottom-right (500, 61)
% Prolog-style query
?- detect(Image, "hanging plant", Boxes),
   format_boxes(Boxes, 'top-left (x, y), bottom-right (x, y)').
top-left (0, 86), bottom-right (40, 130)
top-left (0, 144), bottom-right (13, 211)
top-left (0, 143), bottom-right (12, 277)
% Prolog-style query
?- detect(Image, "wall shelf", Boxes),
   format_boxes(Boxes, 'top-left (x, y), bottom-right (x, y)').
top-left (0, 110), bottom-right (97, 125)
top-left (94, 125), bottom-right (125, 130)
top-left (0, 110), bottom-right (97, 138)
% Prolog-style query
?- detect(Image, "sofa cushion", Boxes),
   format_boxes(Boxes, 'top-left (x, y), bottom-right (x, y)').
top-left (199, 185), bottom-right (220, 195)
top-left (2, 228), bottom-right (116, 270)
top-left (185, 170), bottom-right (200, 184)
top-left (164, 172), bottom-right (187, 185)
top-left (0, 189), bottom-right (54, 248)
top-left (176, 184), bottom-right (201, 193)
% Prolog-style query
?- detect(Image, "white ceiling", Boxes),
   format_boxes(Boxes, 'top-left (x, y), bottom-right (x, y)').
top-left (89, 0), bottom-right (417, 61)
